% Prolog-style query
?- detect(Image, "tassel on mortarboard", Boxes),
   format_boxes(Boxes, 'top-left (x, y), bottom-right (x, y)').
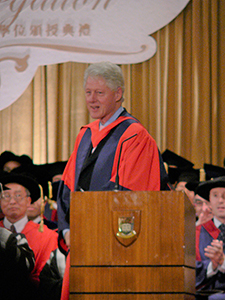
top-left (164, 162), bottom-right (168, 174)
top-left (199, 168), bottom-right (206, 182)
top-left (47, 181), bottom-right (56, 210)
top-left (38, 184), bottom-right (45, 232)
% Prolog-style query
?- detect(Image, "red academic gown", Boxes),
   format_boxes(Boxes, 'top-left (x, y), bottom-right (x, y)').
top-left (64, 115), bottom-right (162, 191)
top-left (59, 110), bottom-right (169, 300)
top-left (58, 112), bottom-right (168, 233)
top-left (0, 220), bottom-right (58, 285)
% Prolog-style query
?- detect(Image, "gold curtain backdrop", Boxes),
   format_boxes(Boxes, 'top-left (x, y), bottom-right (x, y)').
top-left (0, 0), bottom-right (224, 169)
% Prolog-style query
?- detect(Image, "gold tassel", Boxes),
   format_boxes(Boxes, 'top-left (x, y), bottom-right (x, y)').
top-left (164, 162), bottom-right (168, 174)
top-left (48, 199), bottom-right (55, 210)
top-left (47, 181), bottom-right (55, 210)
top-left (199, 168), bottom-right (206, 182)
top-left (48, 181), bottom-right (53, 199)
top-left (38, 184), bottom-right (45, 232)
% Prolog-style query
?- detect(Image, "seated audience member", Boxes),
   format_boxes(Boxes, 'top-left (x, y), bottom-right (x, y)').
top-left (175, 168), bottom-right (200, 192)
top-left (0, 150), bottom-right (33, 173)
top-left (31, 161), bottom-right (67, 223)
top-left (27, 191), bottom-right (58, 230)
top-left (196, 176), bottom-right (225, 298)
top-left (193, 182), bottom-right (213, 226)
top-left (185, 180), bottom-right (213, 227)
top-left (25, 176), bottom-right (66, 296)
top-left (0, 226), bottom-right (35, 300)
top-left (185, 180), bottom-right (200, 205)
top-left (0, 172), bottom-right (59, 289)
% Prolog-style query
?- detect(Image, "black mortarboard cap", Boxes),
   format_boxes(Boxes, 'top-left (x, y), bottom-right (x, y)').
top-left (185, 180), bottom-right (200, 192)
top-left (177, 168), bottom-right (200, 183)
top-left (32, 161), bottom-right (67, 182)
top-left (166, 166), bottom-right (180, 184)
top-left (46, 161), bottom-right (67, 180)
top-left (204, 163), bottom-right (225, 180)
top-left (0, 151), bottom-right (33, 170)
top-left (195, 176), bottom-right (225, 201)
top-left (162, 149), bottom-right (194, 169)
top-left (28, 161), bottom-right (67, 197)
top-left (0, 172), bottom-right (40, 203)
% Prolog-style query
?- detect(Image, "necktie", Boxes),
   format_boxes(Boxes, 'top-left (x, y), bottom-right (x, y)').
top-left (218, 224), bottom-right (225, 245)
top-left (10, 224), bottom-right (17, 234)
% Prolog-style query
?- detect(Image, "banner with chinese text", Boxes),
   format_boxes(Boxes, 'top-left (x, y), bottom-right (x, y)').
top-left (0, 0), bottom-right (189, 110)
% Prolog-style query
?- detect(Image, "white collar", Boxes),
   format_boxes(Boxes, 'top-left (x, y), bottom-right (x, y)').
top-left (99, 106), bottom-right (124, 130)
top-left (214, 217), bottom-right (223, 228)
top-left (3, 215), bottom-right (28, 233)
top-left (31, 216), bottom-right (41, 224)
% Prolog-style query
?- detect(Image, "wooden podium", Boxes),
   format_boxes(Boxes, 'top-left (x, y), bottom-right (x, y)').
top-left (69, 191), bottom-right (196, 299)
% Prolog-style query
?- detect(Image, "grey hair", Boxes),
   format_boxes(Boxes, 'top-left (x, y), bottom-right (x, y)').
top-left (83, 61), bottom-right (125, 96)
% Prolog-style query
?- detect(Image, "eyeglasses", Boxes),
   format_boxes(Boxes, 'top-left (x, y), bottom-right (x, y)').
top-left (1, 192), bottom-right (29, 203)
top-left (194, 199), bottom-right (204, 206)
top-left (194, 199), bottom-right (211, 207)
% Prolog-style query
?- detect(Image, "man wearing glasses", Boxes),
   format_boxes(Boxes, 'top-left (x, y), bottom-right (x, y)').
top-left (0, 172), bottom-right (58, 298)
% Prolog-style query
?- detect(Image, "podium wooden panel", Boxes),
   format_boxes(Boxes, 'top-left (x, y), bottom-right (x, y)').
top-left (70, 191), bottom-right (196, 299)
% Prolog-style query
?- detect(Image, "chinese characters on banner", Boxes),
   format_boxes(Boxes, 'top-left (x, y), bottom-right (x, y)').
top-left (0, 0), bottom-right (190, 109)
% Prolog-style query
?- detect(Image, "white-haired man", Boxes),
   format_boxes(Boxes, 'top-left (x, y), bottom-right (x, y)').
top-left (57, 61), bottom-right (169, 299)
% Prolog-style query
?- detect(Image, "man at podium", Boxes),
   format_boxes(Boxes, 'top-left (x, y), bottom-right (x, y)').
top-left (57, 61), bottom-right (169, 299)
top-left (58, 61), bottom-right (168, 248)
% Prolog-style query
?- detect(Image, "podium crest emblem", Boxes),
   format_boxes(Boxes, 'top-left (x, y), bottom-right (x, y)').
top-left (112, 210), bottom-right (141, 247)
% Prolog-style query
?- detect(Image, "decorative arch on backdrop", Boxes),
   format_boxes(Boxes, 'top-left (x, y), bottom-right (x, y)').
top-left (0, 0), bottom-right (224, 169)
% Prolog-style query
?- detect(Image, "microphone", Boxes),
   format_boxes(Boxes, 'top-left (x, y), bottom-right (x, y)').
top-left (114, 133), bottom-right (137, 191)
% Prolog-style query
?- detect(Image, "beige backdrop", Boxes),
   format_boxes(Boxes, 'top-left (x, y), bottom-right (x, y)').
top-left (0, 0), bottom-right (224, 169)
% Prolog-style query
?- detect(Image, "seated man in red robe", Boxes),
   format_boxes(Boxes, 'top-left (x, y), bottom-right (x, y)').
top-left (0, 173), bottom-right (59, 291)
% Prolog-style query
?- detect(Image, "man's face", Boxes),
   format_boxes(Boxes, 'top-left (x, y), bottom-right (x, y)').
top-left (27, 198), bottom-right (42, 220)
top-left (0, 183), bottom-right (31, 223)
top-left (85, 76), bottom-right (122, 125)
top-left (194, 194), bottom-right (212, 217)
top-left (209, 187), bottom-right (225, 222)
